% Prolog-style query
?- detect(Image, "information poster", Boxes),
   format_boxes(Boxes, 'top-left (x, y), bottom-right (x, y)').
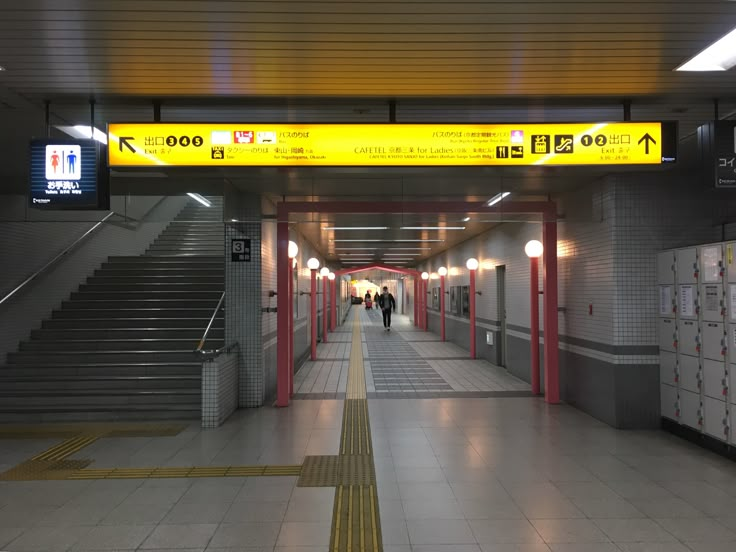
top-left (679, 285), bottom-right (695, 317)
top-left (701, 246), bottom-right (721, 282)
top-left (730, 284), bottom-right (736, 321)
top-left (659, 286), bottom-right (673, 316)
top-left (704, 285), bottom-right (720, 312)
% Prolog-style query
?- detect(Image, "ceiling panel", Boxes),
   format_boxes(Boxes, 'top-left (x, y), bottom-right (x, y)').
top-left (1, 1), bottom-right (736, 98)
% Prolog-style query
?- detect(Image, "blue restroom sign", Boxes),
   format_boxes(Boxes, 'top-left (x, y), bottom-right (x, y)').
top-left (231, 239), bottom-right (251, 262)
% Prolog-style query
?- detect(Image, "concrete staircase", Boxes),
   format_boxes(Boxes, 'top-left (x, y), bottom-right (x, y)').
top-left (0, 197), bottom-right (225, 421)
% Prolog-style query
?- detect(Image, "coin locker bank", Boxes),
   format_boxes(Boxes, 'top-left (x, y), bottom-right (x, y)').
top-left (658, 242), bottom-right (736, 452)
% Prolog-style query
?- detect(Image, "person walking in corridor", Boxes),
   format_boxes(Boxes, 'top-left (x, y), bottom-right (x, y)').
top-left (374, 291), bottom-right (380, 310)
top-left (378, 286), bottom-right (396, 331)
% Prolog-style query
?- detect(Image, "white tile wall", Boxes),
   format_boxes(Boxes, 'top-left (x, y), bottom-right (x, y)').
top-left (201, 351), bottom-right (239, 428)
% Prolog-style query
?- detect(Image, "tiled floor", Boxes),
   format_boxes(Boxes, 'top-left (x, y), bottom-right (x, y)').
top-left (2, 309), bottom-right (736, 551)
top-left (296, 312), bottom-right (531, 397)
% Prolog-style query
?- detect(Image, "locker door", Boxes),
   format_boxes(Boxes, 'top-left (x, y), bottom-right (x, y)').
top-left (659, 286), bottom-right (675, 318)
top-left (703, 322), bottom-right (726, 361)
top-left (679, 390), bottom-right (702, 431)
top-left (658, 318), bottom-right (677, 353)
top-left (678, 320), bottom-right (700, 357)
top-left (679, 355), bottom-right (700, 394)
top-left (677, 284), bottom-right (698, 320)
top-left (701, 284), bottom-right (725, 322)
top-left (729, 325), bottom-right (736, 364)
top-left (730, 364), bottom-right (736, 407)
top-left (660, 383), bottom-right (678, 421)
top-left (657, 250), bottom-right (676, 285)
top-left (659, 351), bottom-right (678, 386)
top-left (729, 284), bottom-right (736, 324)
top-left (676, 248), bottom-right (698, 284)
top-left (726, 243), bottom-right (736, 283)
top-left (704, 397), bottom-right (728, 441)
top-left (700, 244), bottom-right (723, 284)
top-left (703, 358), bottom-right (727, 400)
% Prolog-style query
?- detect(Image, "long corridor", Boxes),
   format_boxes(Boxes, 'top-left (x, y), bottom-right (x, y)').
top-left (1, 309), bottom-right (736, 551)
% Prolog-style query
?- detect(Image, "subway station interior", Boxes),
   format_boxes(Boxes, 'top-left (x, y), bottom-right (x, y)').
top-left (2, 1), bottom-right (736, 551)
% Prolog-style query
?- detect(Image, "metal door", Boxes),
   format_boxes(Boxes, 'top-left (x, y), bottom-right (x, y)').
top-left (497, 265), bottom-right (507, 367)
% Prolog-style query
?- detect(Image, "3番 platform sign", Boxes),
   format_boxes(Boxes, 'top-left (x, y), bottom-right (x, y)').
top-left (108, 122), bottom-right (677, 167)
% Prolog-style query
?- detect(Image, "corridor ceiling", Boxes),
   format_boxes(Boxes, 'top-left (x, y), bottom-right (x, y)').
top-left (1, 1), bottom-right (735, 267)
top-left (1, 0), bottom-right (736, 98)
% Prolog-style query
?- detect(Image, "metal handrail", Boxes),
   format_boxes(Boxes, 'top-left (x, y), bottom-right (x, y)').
top-left (198, 341), bottom-right (239, 360)
top-left (0, 211), bottom-right (115, 307)
top-left (196, 291), bottom-right (226, 351)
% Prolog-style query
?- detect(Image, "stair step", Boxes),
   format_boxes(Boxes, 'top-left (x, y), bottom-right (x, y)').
top-left (88, 276), bottom-right (223, 283)
top-left (71, 291), bottom-right (223, 300)
top-left (32, 328), bottom-right (221, 340)
top-left (108, 256), bottom-right (221, 263)
top-left (95, 268), bottom-right (223, 275)
top-left (79, 284), bottom-right (223, 292)
top-left (0, 377), bottom-right (200, 391)
top-left (0, 394), bottom-right (200, 406)
top-left (42, 318), bottom-right (220, 329)
top-left (52, 308), bottom-right (218, 319)
top-left (8, 351), bottom-right (200, 363)
top-left (61, 299), bottom-right (221, 310)
top-left (19, 339), bottom-right (223, 352)
top-left (0, 363), bottom-right (202, 377)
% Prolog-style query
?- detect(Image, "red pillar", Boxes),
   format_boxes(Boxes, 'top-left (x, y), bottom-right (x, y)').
top-left (543, 219), bottom-right (560, 404)
top-left (530, 256), bottom-right (540, 395)
top-left (330, 278), bottom-right (337, 331)
top-left (322, 276), bottom-right (328, 343)
top-left (469, 269), bottom-right (476, 359)
top-left (440, 275), bottom-right (446, 341)
top-left (288, 259), bottom-right (294, 397)
top-left (423, 280), bottom-right (429, 332)
top-left (413, 278), bottom-right (418, 326)
top-left (276, 213), bottom-right (290, 407)
top-left (310, 269), bottom-right (318, 361)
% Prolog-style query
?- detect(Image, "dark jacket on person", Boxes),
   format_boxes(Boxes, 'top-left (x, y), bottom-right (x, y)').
top-left (378, 292), bottom-right (396, 311)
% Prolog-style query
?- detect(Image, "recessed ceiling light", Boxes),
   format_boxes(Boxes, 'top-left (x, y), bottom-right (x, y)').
top-left (394, 239), bottom-right (444, 243)
top-left (332, 239), bottom-right (443, 243)
top-left (334, 247), bottom-right (379, 250)
top-left (384, 253), bottom-right (420, 256)
top-left (676, 27), bottom-right (736, 71)
top-left (386, 247), bottom-right (432, 250)
top-left (331, 239), bottom-right (383, 242)
top-left (323, 226), bottom-right (388, 230)
top-left (57, 125), bottom-right (108, 144)
top-left (487, 191), bottom-right (511, 206)
top-left (462, 217), bottom-right (471, 222)
top-left (400, 226), bottom-right (465, 230)
top-left (0, 66), bottom-right (6, 71)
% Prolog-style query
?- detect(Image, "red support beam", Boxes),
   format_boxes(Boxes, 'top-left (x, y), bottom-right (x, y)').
top-left (440, 274), bottom-right (446, 341)
top-left (530, 256), bottom-right (540, 395)
top-left (322, 275), bottom-right (328, 343)
top-left (469, 269), bottom-right (476, 359)
top-left (282, 200), bottom-right (554, 216)
top-left (330, 278), bottom-right (337, 331)
top-left (310, 269), bottom-right (318, 361)
top-left (288, 259), bottom-right (294, 397)
top-left (413, 278), bottom-right (418, 327)
top-left (276, 215), bottom-right (290, 407)
top-left (336, 263), bottom-right (419, 278)
top-left (543, 220), bottom-right (560, 404)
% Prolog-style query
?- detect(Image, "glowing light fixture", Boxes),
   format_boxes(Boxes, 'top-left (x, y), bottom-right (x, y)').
top-left (320, 267), bottom-right (330, 277)
top-left (307, 258), bottom-right (320, 270)
top-left (400, 226), bottom-right (465, 231)
top-left (438, 266), bottom-right (448, 276)
top-left (676, 27), bottom-right (736, 71)
top-left (328, 272), bottom-right (336, 281)
top-left (524, 240), bottom-right (544, 258)
top-left (487, 191), bottom-right (511, 206)
top-left (323, 226), bottom-right (388, 230)
top-left (288, 241), bottom-right (299, 259)
top-left (466, 258), bottom-right (479, 271)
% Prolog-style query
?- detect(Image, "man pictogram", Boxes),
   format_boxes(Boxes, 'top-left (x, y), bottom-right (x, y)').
top-left (67, 151), bottom-right (77, 173)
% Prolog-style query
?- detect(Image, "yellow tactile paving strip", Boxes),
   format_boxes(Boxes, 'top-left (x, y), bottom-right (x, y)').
top-left (0, 422), bottom-right (303, 481)
top-left (329, 310), bottom-right (382, 552)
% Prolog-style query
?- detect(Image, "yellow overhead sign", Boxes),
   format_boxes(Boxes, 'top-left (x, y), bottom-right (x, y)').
top-left (107, 122), bottom-right (675, 167)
